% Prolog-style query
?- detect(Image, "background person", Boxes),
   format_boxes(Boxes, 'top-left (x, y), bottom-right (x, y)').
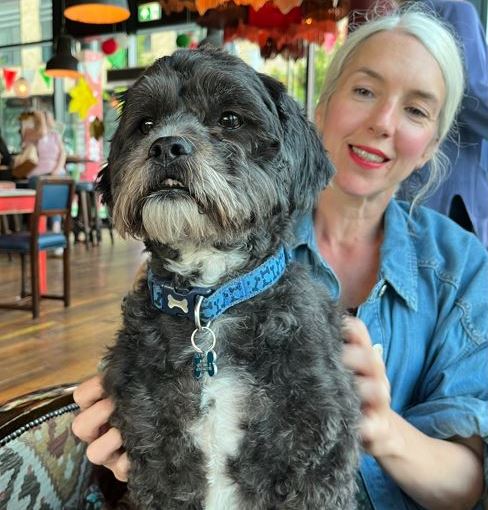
top-left (18, 111), bottom-right (67, 243)
top-left (21, 110), bottom-right (66, 180)
top-left (0, 128), bottom-right (13, 178)
top-left (72, 9), bottom-right (488, 510)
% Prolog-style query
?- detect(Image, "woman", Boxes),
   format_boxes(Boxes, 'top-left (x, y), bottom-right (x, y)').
top-left (21, 110), bottom-right (66, 178)
top-left (72, 9), bottom-right (487, 509)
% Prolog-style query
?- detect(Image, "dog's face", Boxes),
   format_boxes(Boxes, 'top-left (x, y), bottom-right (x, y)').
top-left (99, 47), bottom-right (333, 247)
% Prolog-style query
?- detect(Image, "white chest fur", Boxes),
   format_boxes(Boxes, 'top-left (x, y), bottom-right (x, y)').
top-left (188, 369), bottom-right (250, 510)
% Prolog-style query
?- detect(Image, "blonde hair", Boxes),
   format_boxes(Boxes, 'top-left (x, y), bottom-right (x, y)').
top-left (317, 7), bottom-right (465, 205)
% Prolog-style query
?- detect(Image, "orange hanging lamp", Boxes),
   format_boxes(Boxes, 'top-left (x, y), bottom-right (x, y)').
top-left (64, 0), bottom-right (131, 24)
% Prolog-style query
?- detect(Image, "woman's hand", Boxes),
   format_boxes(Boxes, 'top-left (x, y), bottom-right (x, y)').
top-left (72, 375), bottom-right (130, 482)
top-left (342, 316), bottom-right (396, 457)
top-left (342, 317), bottom-right (484, 509)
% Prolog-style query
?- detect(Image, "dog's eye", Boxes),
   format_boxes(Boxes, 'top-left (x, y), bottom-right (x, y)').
top-left (219, 112), bottom-right (242, 130)
top-left (140, 119), bottom-right (155, 135)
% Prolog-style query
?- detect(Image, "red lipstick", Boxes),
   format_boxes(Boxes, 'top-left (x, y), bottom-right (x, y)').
top-left (348, 144), bottom-right (389, 170)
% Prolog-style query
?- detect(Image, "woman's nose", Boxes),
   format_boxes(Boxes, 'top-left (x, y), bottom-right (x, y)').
top-left (368, 102), bottom-right (397, 137)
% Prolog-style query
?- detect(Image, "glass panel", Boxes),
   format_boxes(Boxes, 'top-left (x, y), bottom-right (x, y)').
top-left (0, 0), bottom-right (54, 151)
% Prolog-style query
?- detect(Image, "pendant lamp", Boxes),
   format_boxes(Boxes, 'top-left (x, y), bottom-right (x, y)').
top-left (64, 0), bottom-right (131, 24)
top-left (45, 35), bottom-right (82, 79)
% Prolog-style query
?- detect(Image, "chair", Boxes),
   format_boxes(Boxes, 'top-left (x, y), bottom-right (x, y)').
top-left (0, 181), bottom-right (20, 236)
top-left (0, 177), bottom-right (75, 318)
top-left (73, 181), bottom-right (102, 248)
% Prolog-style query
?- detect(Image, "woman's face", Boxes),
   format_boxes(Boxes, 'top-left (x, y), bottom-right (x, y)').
top-left (320, 30), bottom-right (445, 202)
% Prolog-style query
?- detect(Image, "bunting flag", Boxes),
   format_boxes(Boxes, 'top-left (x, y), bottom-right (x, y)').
top-left (2, 68), bottom-right (18, 90)
top-left (107, 48), bottom-right (127, 69)
top-left (68, 77), bottom-right (98, 120)
top-left (39, 67), bottom-right (52, 87)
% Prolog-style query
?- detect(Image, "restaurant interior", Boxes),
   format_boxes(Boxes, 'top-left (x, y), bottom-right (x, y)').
top-left (0, 0), bottom-right (486, 507)
top-left (0, 0), bottom-right (359, 405)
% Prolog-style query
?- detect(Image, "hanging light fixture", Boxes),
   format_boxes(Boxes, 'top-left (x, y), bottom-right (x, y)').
top-left (13, 77), bottom-right (31, 98)
top-left (64, 0), bottom-right (131, 24)
top-left (45, 34), bottom-right (83, 79)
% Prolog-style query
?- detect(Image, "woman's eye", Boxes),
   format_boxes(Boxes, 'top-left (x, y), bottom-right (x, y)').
top-left (406, 106), bottom-right (428, 119)
top-left (353, 87), bottom-right (373, 98)
top-left (219, 112), bottom-right (242, 129)
top-left (140, 119), bottom-right (155, 134)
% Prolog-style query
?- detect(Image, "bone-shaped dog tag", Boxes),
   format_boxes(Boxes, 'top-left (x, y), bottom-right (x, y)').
top-left (168, 294), bottom-right (188, 313)
top-left (192, 350), bottom-right (217, 379)
top-left (206, 350), bottom-right (217, 377)
top-left (193, 352), bottom-right (204, 380)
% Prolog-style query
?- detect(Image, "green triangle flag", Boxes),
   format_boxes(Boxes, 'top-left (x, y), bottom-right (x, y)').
top-left (107, 49), bottom-right (127, 70)
top-left (39, 67), bottom-right (52, 87)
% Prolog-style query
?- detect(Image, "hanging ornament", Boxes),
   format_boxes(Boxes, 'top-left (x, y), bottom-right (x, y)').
top-left (102, 37), bottom-right (118, 55)
top-left (176, 33), bottom-right (191, 48)
top-left (2, 68), bottom-right (18, 90)
top-left (89, 116), bottom-right (105, 140)
top-left (68, 77), bottom-right (98, 120)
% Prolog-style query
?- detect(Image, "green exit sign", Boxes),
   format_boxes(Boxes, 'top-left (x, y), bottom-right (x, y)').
top-left (138, 2), bottom-right (162, 22)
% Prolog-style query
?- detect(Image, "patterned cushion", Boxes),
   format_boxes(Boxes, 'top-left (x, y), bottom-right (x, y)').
top-left (0, 391), bottom-right (105, 510)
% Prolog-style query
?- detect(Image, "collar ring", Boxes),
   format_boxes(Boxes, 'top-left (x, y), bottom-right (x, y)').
top-left (190, 326), bottom-right (216, 354)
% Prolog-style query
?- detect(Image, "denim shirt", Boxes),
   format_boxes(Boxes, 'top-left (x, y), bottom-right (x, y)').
top-left (291, 199), bottom-right (488, 510)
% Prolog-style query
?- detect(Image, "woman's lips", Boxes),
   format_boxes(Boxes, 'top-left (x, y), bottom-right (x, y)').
top-left (348, 144), bottom-right (390, 169)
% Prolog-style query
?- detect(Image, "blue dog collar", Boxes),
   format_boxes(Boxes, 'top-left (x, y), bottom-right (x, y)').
top-left (148, 245), bottom-right (289, 326)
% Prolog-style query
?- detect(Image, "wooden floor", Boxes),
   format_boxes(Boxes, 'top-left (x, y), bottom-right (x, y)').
top-left (0, 233), bottom-right (146, 404)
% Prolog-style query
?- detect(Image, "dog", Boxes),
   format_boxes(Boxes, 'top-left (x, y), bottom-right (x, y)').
top-left (97, 47), bottom-right (360, 509)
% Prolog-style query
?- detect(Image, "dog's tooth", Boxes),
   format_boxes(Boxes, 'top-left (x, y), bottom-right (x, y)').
top-left (163, 178), bottom-right (184, 188)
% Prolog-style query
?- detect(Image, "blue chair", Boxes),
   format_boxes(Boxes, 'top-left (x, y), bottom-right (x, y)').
top-left (0, 177), bottom-right (75, 318)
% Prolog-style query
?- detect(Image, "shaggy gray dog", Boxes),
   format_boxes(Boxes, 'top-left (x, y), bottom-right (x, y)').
top-left (97, 47), bottom-right (360, 510)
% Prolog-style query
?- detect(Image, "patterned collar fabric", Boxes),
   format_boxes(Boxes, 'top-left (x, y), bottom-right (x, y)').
top-left (148, 245), bottom-right (289, 325)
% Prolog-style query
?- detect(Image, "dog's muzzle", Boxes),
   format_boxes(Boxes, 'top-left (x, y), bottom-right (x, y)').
top-left (149, 136), bottom-right (194, 167)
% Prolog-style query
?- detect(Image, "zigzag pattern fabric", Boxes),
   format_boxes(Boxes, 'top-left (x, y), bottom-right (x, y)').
top-left (0, 409), bottom-right (95, 509)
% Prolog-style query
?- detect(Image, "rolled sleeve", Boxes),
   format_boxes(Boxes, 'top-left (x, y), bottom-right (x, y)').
top-left (403, 312), bottom-right (488, 504)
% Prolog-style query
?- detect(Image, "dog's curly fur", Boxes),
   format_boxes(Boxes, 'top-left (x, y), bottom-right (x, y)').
top-left (98, 47), bottom-right (360, 509)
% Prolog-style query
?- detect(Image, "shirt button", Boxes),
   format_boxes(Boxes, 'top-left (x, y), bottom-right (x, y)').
top-left (379, 284), bottom-right (387, 297)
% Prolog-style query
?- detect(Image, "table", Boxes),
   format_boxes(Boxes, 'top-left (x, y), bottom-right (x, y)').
top-left (0, 189), bottom-right (47, 293)
top-left (66, 155), bottom-right (95, 165)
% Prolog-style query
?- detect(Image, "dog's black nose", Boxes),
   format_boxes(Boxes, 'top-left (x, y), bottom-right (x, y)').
top-left (148, 136), bottom-right (193, 166)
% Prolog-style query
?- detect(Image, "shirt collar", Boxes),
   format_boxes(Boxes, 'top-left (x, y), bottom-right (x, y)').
top-left (292, 200), bottom-right (419, 310)
top-left (292, 212), bottom-right (316, 250)
top-left (380, 200), bottom-right (418, 311)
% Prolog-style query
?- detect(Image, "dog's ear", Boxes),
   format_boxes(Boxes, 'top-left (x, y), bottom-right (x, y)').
top-left (258, 73), bottom-right (334, 213)
top-left (95, 163), bottom-right (113, 209)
